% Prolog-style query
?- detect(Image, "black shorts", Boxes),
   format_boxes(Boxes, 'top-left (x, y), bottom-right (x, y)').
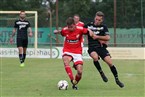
top-left (88, 46), bottom-right (111, 60)
top-left (17, 38), bottom-right (28, 48)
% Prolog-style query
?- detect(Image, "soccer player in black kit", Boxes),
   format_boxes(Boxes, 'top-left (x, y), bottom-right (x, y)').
top-left (10, 11), bottom-right (33, 67)
top-left (84, 11), bottom-right (124, 88)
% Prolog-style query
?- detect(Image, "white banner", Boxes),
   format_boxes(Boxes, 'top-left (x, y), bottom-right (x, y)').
top-left (0, 47), bottom-right (145, 59)
top-left (0, 48), bottom-right (61, 58)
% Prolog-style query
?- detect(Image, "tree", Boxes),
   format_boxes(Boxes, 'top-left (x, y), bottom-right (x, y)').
top-left (0, 0), bottom-right (144, 28)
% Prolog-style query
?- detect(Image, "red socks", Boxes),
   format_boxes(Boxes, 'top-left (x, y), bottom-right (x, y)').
top-left (65, 65), bottom-right (74, 80)
top-left (65, 65), bottom-right (82, 84)
top-left (75, 74), bottom-right (81, 83)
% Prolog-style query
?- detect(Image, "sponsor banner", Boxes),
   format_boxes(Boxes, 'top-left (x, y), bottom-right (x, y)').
top-left (1, 28), bottom-right (145, 44)
top-left (0, 48), bottom-right (60, 58)
top-left (0, 47), bottom-right (145, 59)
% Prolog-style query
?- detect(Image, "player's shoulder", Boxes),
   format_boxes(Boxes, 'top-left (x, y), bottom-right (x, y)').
top-left (84, 22), bottom-right (94, 28)
top-left (79, 21), bottom-right (84, 25)
top-left (85, 21), bottom-right (94, 26)
top-left (24, 19), bottom-right (30, 22)
top-left (102, 24), bottom-right (108, 27)
top-left (76, 26), bottom-right (84, 30)
top-left (62, 26), bottom-right (68, 30)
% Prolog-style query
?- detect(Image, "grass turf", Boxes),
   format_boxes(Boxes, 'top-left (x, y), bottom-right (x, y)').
top-left (0, 58), bottom-right (144, 97)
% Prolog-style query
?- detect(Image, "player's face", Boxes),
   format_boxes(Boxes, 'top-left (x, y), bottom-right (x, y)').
top-left (68, 24), bottom-right (76, 32)
top-left (94, 16), bottom-right (103, 25)
top-left (19, 12), bottom-right (26, 20)
top-left (74, 16), bottom-right (79, 24)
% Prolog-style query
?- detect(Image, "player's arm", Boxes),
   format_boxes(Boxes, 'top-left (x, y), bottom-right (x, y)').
top-left (95, 25), bottom-right (110, 41)
top-left (94, 35), bottom-right (110, 47)
top-left (10, 28), bottom-right (16, 44)
top-left (28, 27), bottom-right (33, 37)
top-left (83, 23), bottom-right (97, 39)
top-left (87, 29), bottom-right (99, 39)
top-left (54, 29), bottom-right (61, 34)
top-left (93, 34), bottom-right (110, 41)
top-left (11, 28), bottom-right (16, 38)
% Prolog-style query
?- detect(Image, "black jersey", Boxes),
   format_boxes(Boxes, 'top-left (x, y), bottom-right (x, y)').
top-left (84, 22), bottom-right (109, 48)
top-left (14, 19), bottom-right (31, 39)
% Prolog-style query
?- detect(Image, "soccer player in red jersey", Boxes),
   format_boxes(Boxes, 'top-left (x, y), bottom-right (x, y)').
top-left (54, 17), bottom-right (95, 90)
top-left (73, 14), bottom-right (84, 27)
top-left (73, 14), bottom-right (86, 47)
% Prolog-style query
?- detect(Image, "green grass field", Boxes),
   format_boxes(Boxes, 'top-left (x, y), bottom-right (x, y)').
top-left (0, 58), bottom-right (145, 97)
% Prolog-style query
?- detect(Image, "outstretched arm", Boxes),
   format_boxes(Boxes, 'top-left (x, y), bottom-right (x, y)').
top-left (87, 29), bottom-right (96, 39)
top-left (10, 28), bottom-right (16, 44)
top-left (54, 30), bottom-right (61, 34)
top-left (93, 34), bottom-right (110, 41)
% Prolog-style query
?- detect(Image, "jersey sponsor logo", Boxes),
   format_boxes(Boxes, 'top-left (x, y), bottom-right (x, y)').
top-left (97, 27), bottom-right (104, 30)
top-left (88, 26), bottom-right (104, 31)
top-left (67, 39), bottom-right (79, 43)
top-left (19, 25), bottom-right (26, 30)
top-left (88, 26), bottom-right (96, 30)
top-left (16, 21), bottom-right (29, 30)
top-left (16, 21), bottom-right (29, 25)
top-left (94, 31), bottom-right (100, 34)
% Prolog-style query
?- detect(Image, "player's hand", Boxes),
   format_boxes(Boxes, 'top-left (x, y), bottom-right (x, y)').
top-left (99, 40), bottom-right (108, 47)
top-left (92, 34), bottom-right (99, 40)
top-left (54, 30), bottom-right (59, 34)
top-left (29, 32), bottom-right (33, 37)
top-left (10, 38), bottom-right (13, 44)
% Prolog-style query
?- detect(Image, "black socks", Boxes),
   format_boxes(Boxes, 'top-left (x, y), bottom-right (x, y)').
top-left (19, 54), bottom-right (26, 63)
top-left (110, 65), bottom-right (118, 80)
top-left (93, 61), bottom-right (103, 73)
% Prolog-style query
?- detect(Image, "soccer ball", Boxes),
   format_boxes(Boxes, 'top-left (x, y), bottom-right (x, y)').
top-left (57, 80), bottom-right (68, 90)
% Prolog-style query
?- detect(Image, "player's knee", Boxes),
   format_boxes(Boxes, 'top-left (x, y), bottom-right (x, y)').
top-left (104, 56), bottom-right (113, 66)
top-left (93, 56), bottom-right (99, 61)
top-left (77, 69), bottom-right (83, 76)
top-left (63, 58), bottom-right (70, 65)
top-left (63, 61), bottom-right (68, 65)
top-left (90, 54), bottom-right (99, 61)
top-left (93, 58), bottom-right (99, 61)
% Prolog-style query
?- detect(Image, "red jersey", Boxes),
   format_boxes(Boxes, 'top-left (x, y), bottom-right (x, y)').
top-left (75, 21), bottom-right (85, 45)
top-left (61, 26), bottom-right (88, 54)
top-left (75, 21), bottom-right (84, 27)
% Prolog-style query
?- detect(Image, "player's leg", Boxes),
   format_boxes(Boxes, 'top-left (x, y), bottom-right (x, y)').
top-left (71, 64), bottom-right (83, 90)
top-left (17, 38), bottom-right (24, 66)
top-left (62, 55), bottom-right (74, 81)
top-left (88, 49), bottom-right (108, 82)
top-left (23, 39), bottom-right (28, 63)
top-left (72, 54), bottom-right (83, 90)
top-left (102, 49), bottom-right (124, 88)
top-left (18, 47), bottom-right (24, 63)
top-left (23, 48), bottom-right (27, 62)
top-left (75, 64), bottom-right (83, 83)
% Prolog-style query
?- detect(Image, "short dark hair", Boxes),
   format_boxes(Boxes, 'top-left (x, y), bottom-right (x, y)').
top-left (66, 17), bottom-right (75, 26)
top-left (20, 10), bottom-right (25, 14)
top-left (74, 14), bottom-right (80, 17)
top-left (96, 11), bottom-right (104, 17)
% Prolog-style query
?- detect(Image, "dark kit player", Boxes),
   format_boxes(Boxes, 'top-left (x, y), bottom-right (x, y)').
top-left (85, 11), bottom-right (124, 88)
top-left (10, 11), bottom-right (33, 67)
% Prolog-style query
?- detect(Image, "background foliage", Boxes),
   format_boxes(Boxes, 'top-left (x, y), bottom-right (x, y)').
top-left (0, 0), bottom-right (145, 28)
